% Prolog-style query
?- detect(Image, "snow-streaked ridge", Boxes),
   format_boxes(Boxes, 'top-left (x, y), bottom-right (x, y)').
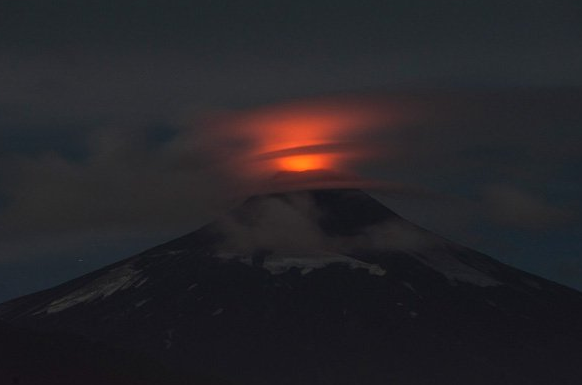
top-left (36, 264), bottom-right (144, 314)
top-left (216, 251), bottom-right (387, 276)
top-left (411, 251), bottom-right (502, 287)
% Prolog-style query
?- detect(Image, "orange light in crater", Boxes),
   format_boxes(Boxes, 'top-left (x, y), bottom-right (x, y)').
top-left (276, 154), bottom-right (332, 172)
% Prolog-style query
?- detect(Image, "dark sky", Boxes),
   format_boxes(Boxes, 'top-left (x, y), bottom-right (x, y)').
top-left (0, 0), bottom-right (581, 301)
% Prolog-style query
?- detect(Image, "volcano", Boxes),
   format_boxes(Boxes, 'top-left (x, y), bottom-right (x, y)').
top-left (1, 188), bottom-right (582, 384)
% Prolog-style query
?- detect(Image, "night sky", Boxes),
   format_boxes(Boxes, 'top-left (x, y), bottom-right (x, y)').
top-left (0, 0), bottom-right (581, 301)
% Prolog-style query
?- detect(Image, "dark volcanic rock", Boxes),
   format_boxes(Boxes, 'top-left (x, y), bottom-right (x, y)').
top-left (0, 321), bottom-right (228, 385)
top-left (2, 189), bottom-right (582, 384)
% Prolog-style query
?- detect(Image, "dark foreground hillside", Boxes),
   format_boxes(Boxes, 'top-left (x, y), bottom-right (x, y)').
top-left (0, 321), bottom-right (231, 385)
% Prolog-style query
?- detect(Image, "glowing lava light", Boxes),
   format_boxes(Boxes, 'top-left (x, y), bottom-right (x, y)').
top-left (276, 154), bottom-right (333, 172)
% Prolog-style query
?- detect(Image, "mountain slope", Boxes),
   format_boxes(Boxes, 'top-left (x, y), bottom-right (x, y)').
top-left (1, 189), bottom-right (582, 384)
top-left (0, 321), bottom-right (230, 385)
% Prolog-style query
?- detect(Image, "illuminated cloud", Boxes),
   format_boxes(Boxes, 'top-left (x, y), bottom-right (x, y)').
top-left (183, 94), bottom-right (418, 190)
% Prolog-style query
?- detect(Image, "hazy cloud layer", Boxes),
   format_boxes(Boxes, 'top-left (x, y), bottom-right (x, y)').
top-left (483, 184), bottom-right (575, 229)
top-left (216, 191), bottom-right (444, 256)
top-left (1, 90), bottom-right (580, 239)
top-left (0, 127), bottom-right (233, 237)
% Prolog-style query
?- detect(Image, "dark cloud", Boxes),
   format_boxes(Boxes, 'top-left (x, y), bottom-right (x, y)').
top-left (360, 89), bottom-right (582, 198)
top-left (258, 170), bottom-right (441, 199)
top-left (483, 184), bottom-right (575, 229)
top-left (0, 126), bottom-right (233, 240)
top-left (2, 1), bottom-right (581, 64)
top-left (1, 1), bottom-right (581, 132)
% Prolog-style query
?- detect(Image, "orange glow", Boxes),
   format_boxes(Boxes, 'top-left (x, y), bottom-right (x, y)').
top-left (276, 155), bottom-right (332, 172)
top-left (232, 100), bottom-right (393, 173)
top-left (193, 94), bottom-right (408, 178)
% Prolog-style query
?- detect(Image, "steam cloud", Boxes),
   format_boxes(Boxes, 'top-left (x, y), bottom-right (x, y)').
top-left (216, 191), bottom-right (445, 256)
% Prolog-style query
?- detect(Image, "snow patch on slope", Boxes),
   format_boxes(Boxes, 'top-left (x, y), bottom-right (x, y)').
top-left (212, 308), bottom-right (224, 316)
top-left (135, 299), bottom-right (150, 308)
top-left (37, 264), bottom-right (144, 314)
top-left (217, 251), bottom-right (386, 276)
top-left (352, 219), bottom-right (501, 287)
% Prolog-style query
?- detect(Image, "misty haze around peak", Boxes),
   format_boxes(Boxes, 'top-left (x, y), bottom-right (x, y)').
top-left (214, 190), bottom-right (449, 266)
top-left (0, 90), bottom-right (580, 300)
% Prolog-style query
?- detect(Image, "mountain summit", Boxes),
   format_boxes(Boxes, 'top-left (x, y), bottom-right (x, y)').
top-left (2, 189), bottom-right (582, 384)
